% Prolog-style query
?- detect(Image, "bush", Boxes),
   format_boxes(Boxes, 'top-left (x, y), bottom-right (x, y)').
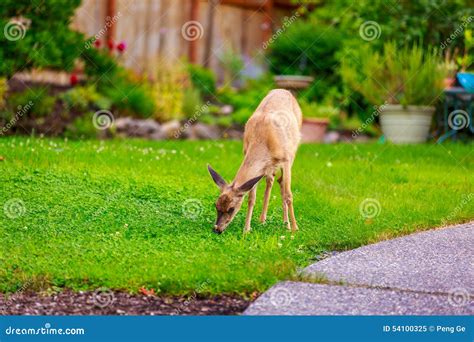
top-left (187, 64), bottom-right (216, 98)
top-left (64, 112), bottom-right (99, 140)
top-left (82, 49), bottom-right (155, 118)
top-left (152, 61), bottom-right (190, 121)
top-left (268, 20), bottom-right (342, 100)
top-left (0, 78), bottom-right (7, 110)
top-left (7, 87), bottom-right (55, 118)
top-left (341, 42), bottom-right (446, 106)
top-left (0, 0), bottom-right (84, 78)
top-left (60, 85), bottom-right (111, 112)
top-left (182, 87), bottom-right (204, 119)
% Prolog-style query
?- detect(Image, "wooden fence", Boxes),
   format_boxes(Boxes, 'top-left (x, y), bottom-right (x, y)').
top-left (71, 0), bottom-right (296, 78)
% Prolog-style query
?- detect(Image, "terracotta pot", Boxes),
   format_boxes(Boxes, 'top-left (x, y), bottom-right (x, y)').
top-left (380, 104), bottom-right (435, 143)
top-left (444, 77), bottom-right (456, 89)
top-left (301, 117), bottom-right (329, 142)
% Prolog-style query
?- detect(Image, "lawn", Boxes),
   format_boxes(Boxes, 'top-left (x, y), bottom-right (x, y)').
top-left (0, 137), bottom-right (472, 296)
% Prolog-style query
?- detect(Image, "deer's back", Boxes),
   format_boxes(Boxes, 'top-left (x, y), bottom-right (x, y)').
top-left (243, 89), bottom-right (302, 164)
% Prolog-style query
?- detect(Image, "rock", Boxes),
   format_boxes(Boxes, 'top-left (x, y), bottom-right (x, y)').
top-left (223, 128), bottom-right (243, 140)
top-left (115, 118), bottom-right (161, 138)
top-left (190, 123), bottom-right (221, 140)
top-left (160, 120), bottom-right (181, 139)
top-left (219, 105), bottom-right (233, 116)
top-left (130, 119), bottom-right (161, 137)
top-left (323, 131), bottom-right (340, 143)
top-left (114, 117), bottom-right (133, 132)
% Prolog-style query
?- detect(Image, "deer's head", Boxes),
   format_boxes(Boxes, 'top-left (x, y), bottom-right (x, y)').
top-left (207, 165), bottom-right (262, 234)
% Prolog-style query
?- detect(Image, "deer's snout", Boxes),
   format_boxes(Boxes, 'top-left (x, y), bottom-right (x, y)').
top-left (213, 225), bottom-right (223, 234)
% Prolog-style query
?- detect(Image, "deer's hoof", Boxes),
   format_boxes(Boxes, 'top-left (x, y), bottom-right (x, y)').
top-left (259, 215), bottom-right (266, 223)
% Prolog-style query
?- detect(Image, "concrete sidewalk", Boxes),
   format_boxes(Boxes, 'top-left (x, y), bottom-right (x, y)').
top-left (245, 222), bottom-right (474, 315)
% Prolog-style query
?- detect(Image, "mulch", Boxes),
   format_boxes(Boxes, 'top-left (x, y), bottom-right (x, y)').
top-left (0, 290), bottom-right (252, 315)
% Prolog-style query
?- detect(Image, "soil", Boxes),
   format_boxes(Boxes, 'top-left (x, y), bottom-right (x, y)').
top-left (0, 290), bottom-right (252, 315)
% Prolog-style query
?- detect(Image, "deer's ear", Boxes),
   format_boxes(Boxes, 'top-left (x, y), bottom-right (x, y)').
top-left (238, 175), bottom-right (264, 193)
top-left (207, 164), bottom-right (227, 189)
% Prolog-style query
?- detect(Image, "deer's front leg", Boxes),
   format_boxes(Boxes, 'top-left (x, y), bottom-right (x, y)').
top-left (244, 187), bottom-right (257, 233)
top-left (260, 174), bottom-right (274, 223)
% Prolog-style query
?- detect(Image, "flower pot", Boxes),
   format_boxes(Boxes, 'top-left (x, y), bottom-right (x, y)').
top-left (274, 75), bottom-right (314, 91)
top-left (301, 117), bottom-right (329, 142)
top-left (444, 77), bottom-right (456, 89)
top-left (380, 104), bottom-right (435, 143)
top-left (457, 72), bottom-right (474, 93)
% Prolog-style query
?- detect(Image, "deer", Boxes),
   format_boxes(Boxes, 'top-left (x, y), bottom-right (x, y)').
top-left (207, 89), bottom-right (302, 234)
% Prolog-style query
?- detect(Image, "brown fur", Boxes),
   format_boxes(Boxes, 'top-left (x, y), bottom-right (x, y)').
top-left (208, 89), bottom-right (302, 234)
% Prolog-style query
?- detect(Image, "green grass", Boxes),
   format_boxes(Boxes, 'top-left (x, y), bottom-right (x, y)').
top-left (0, 137), bottom-right (472, 295)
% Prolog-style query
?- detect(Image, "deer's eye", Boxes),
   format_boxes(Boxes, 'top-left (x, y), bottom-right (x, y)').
top-left (228, 208), bottom-right (235, 214)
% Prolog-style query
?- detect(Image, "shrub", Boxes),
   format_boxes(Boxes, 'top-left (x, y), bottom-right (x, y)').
top-left (7, 87), bottom-right (55, 118)
top-left (182, 87), bottom-right (204, 119)
top-left (187, 64), bottom-right (216, 98)
top-left (0, 78), bottom-right (7, 110)
top-left (64, 112), bottom-right (99, 140)
top-left (152, 61), bottom-right (189, 121)
top-left (60, 85), bottom-right (111, 112)
top-left (0, 0), bottom-right (84, 78)
top-left (340, 42), bottom-right (446, 106)
top-left (267, 20), bottom-right (342, 99)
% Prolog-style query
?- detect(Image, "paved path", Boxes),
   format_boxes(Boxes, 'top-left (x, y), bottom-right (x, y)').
top-left (245, 222), bottom-right (474, 315)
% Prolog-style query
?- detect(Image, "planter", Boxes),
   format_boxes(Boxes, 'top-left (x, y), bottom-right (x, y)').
top-left (274, 75), bottom-right (314, 91)
top-left (301, 117), bottom-right (329, 142)
top-left (380, 104), bottom-right (435, 143)
top-left (457, 72), bottom-right (474, 93)
top-left (444, 77), bottom-right (456, 89)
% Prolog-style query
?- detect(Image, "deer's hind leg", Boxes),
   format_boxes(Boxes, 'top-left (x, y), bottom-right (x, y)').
top-left (277, 170), bottom-right (289, 229)
top-left (282, 162), bottom-right (298, 232)
top-left (260, 173), bottom-right (275, 223)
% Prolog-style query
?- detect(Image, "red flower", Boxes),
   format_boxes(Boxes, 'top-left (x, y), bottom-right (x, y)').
top-left (117, 41), bottom-right (126, 53)
top-left (107, 40), bottom-right (115, 51)
top-left (94, 39), bottom-right (101, 48)
top-left (70, 74), bottom-right (79, 86)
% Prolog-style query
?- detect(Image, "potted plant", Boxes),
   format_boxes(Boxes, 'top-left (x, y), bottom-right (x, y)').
top-left (341, 42), bottom-right (446, 143)
top-left (299, 100), bottom-right (338, 142)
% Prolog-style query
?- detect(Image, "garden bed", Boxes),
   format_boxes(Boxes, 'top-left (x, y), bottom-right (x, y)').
top-left (0, 291), bottom-right (251, 315)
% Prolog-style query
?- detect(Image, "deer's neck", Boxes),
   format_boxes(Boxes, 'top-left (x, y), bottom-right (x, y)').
top-left (233, 147), bottom-right (268, 187)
